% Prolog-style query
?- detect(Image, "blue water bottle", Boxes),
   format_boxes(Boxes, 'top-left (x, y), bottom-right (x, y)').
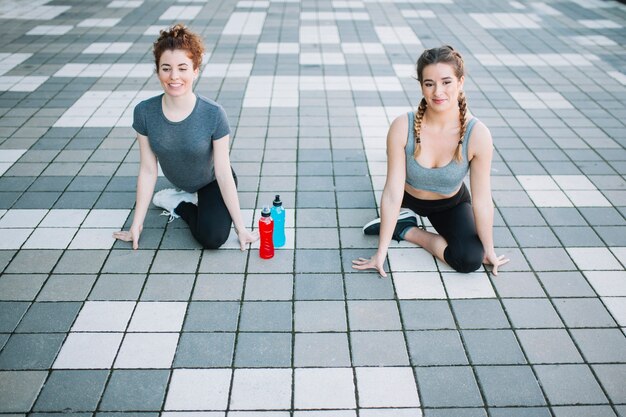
top-left (271, 194), bottom-right (286, 248)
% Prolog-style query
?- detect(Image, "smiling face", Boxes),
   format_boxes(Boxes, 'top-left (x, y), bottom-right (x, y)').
top-left (420, 62), bottom-right (464, 113)
top-left (157, 49), bottom-right (198, 98)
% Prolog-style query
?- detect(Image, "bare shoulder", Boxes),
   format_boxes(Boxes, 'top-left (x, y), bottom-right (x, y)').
top-left (468, 118), bottom-right (493, 156)
top-left (387, 113), bottom-right (410, 148)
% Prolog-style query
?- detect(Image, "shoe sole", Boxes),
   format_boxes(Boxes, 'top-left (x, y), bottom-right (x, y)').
top-left (362, 209), bottom-right (417, 234)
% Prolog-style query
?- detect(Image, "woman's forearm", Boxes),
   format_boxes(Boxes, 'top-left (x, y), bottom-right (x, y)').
top-left (132, 169), bottom-right (157, 227)
top-left (473, 200), bottom-right (495, 253)
top-left (216, 172), bottom-right (246, 232)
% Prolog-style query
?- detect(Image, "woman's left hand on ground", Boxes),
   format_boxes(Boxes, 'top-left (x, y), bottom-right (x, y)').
top-left (483, 251), bottom-right (510, 276)
top-left (236, 228), bottom-right (259, 251)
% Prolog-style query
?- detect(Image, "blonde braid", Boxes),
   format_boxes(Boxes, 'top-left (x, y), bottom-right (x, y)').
top-left (413, 98), bottom-right (427, 159)
top-left (454, 90), bottom-right (467, 162)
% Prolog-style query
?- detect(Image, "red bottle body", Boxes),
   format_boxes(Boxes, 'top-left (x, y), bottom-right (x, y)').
top-left (259, 213), bottom-right (274, 259)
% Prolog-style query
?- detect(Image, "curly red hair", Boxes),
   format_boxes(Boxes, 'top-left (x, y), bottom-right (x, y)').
top-left (153, 23), bottom-right (205, 70)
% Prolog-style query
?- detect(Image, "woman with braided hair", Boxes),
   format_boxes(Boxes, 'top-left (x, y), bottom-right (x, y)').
top-left (353, 45), bottom-right (509, 275)
top-left (113, 24), bottom-right (258, 250)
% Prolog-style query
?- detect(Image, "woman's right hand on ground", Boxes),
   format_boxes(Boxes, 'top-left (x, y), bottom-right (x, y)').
top-left (352, 252), bottom-right (387, 278)
top-left (112, 223), bottom-right (143, 250)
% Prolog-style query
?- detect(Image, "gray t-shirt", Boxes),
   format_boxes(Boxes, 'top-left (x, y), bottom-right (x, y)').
top-left (132, 94), bottom-right (231, 192)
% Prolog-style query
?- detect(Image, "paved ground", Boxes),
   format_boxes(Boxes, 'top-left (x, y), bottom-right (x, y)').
top-left (0, 0), bottom-right (625, 415)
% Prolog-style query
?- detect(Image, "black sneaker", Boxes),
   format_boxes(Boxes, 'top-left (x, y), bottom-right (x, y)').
top-left (363, 210), bottom-right (418, 242)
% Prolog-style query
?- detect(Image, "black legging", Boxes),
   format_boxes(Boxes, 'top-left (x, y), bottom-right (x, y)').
top-left (174, 172), bottom-right (237, 249)
top-left (402, 183), bottom-right (484, 273)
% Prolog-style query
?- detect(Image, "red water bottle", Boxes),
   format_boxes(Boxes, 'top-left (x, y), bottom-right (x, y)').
top-left (259, 205), bottom-right (274, 259)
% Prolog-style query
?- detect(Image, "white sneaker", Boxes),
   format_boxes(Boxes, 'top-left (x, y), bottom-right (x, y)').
top-left (152, 188), bottom-right (198, 221)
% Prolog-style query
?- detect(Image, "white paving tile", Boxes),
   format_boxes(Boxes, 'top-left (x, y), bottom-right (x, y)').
top-left (567, 247), bottom-right (622, 270)
top-left (300, 25), bottom-right (340, 43)
top-left (26, 25), bottom-right (73, 35)
top-left (517, 175), bottom-right (559, 190)
top-left (584, 271), bottom-right (626, 296)
top-left (68, 228), bottom-right (118, 249)
top-left (108, 0), bottom-right (144, 7)
top-left (222, 11), bottom-right (267, 35)
top-left (230, 369), bottom-right (292, 410)
top-left (22, 227), bottom-right (76, 249)
top-left (603, 297), bottom-right (626, 327)
top-left (53, 333), bottom-right (123, 369)
top-left (40, 209), bottom-right (89, 227)
top-left (332, 0), bottom-right (364, 7)
top-left (525, 190), bottom-right (572, 207)
top-left (127, 301), bottom-right (187, 331)
top-left (0, 76), bottom-right (49, 92)
top-left (552, 175), bottom-right (597, 190)
top-left (256, 42), bottom-right (299, 54)
top-left (387, 247), bottom-right (438, 271)
top-left (579, 19), bottom-right (621, 29)
top-left (82, 42), bottom-right (133, 54)
top-left (0, 209), bottom-right (47, 227)
top-left (470, 13), bottom-right (541, 29)
top-left (570, 35), bottom-right (617, 46)
top-left (360, 411), bottom-right (421, 417)
top-left (82, 209), bottom-right (131, 228)
top-left (114, 332), bottom-right (179, 368)
top-left (294, 368), bottom-right (356, 409)
top-left (442, 272), bottom-right (495, 299)
top-left (393, 272), bottom-right (446, 299)
top-left (77, 18), bottom-right (121, 27)
top-left (159, 5), bottom-right (202, 20)
top-left (610, 247), bottom-right (626, 266)
top-left (401, 10), bottom-right (435, 18)
top-left (164, 369), bottom-right (232, 410)
top-left (71, 301), bottom-right (135, 331)
top-left (355, 367), bottom-right (420, 407)
top-left (608, 71), bottom-right (626, 86)
top-left (237, 0), bottom-right (270, 7)
top-left (0, 2), bottom-right (70, 20)
top-left (300, 11), bottom-right (370, 20)
top-left (0, 53), bottom-right (31, 76)
top-left (375, 26), bottom-right (421, 46)
top-left (341, 42), bottom-right (385, 54)
top-left (0, 228), bottom-right (32, 249)
top-left (202, 63), bottom-right (253, 78)
top-left (563, 190), bottom-right (612, 207)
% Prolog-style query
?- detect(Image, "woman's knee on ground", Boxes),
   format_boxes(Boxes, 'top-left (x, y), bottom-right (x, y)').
top-left (196, 228), bottom-right (230, 249)
top-left (444, 240), bottom-right (484, 273)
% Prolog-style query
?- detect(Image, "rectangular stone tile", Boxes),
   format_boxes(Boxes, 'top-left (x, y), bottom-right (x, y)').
top-left (37, 274), bottom-right (96, 301)
top-left (0, 274), bottom-right (47, 301)
top-left (351, 331), bottom-right (409, 366)
top-left (0, 371), bottom-right (48, 412)
top-left (140, 274), bottom-right (194, 301)
top-left (89, 274), bottom-right (146, 300)
top-left (295, 301), bottom-right (347, 332)
top-left (344, 272), bottom-right (395, 300)
top-left (244, 274), bottom-right (293, 300)
top-left (294, 368), bottom-right (356, 409)
top-left (53, 333), bottom-right (123, 369)
top-left (101, 250), bottom-right (155, 274)
top-left (127, 302), bottom-right (186, 332)
top-left (535, 364), bottom-right (607, 405)
top-left (451, 299), bottom-right (510, 329)
top-left (475, 366), bottom-right (546, 407)
top-left (0, 333), bottom-right (65, 370)
top-left (553, 298), bottom-right (617, 327)
top-left (502, 299), bottom-right (564, 328)
top-left (400, 300), bottom-right (456, 330)
top-left (192, 274), bottom-right (244, 301)
top-left (33, 370), bottom-right (109, 412)
top-left (536, 271), bottom-right (596, 297)
top-left (234, 332), bottom-right (292, 368)
top-left (416, 366), bottom-right (483, 407)
top-left (355, 367), bottom-right (419, 407)
top-left (516, 329), bottom-right (583, 364)
top-left (114, 333), bottom-right (179, 369)
top-left (184, 301), bottom-right (240, 331)
top-left (15, 302), bottom-right (81, 333)
top-left (406, 330), bottom-right (468, 366)
top-left (99, 370), bottom-right (170, 411)
top-left (6, 250), bottom-right (62, 274)
top-left (294, 333), bottom-right (351, 367)
top-left (592, 364), bottom-right (626, 404)
top-left (239, 301), bottom-right (292, 332)
top-left (53, 250), bottom-right (108, 274)
top-left (348, 300), bottom-right (402, 331)
top-left (570, 329), bottom-right (626, 363)
top-left (462, 329), bottom-right (526, 365)
top-left (173, 333), bottom-right (235, 368)
top-left (296, 249), bottom-right (342, 273)
top-left (229, 369), bottom-right (292, 410)
top-left (551, 406), bottom-right (617, 417)
top-left (198, 249), bottom-right (247, 274)
top-left (150, 250), bottom-right (201, 273)
top-left (294, 274), bottom-right (344, 300)
top-left (164, 369), bottom-right (231, 411)
top-left (0, 301), bottom-right (30, 332)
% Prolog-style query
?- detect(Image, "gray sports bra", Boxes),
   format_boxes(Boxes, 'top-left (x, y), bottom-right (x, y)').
top-left (405, 112), bottom-right (478, 195)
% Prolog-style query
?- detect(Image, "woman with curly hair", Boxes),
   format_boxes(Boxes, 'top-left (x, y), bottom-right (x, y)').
top-left (114, 24), bottom-right (258, 250)
top-left (353, 46), bottom-right (509, 276)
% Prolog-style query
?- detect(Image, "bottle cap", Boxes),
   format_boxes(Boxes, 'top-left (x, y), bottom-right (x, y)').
top-left (261, 205), bottom-right (271, 217)
top-left (273, 194), bottom-right (282, 206)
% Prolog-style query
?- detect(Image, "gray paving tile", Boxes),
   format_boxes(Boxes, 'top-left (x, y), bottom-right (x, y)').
top-left (475, 366), bottom-right (546, 407)
top-left (462, 329), bottom-right (526, 365)
top-left (6, 250), bottom-right (62, 274)
top-left (571, 329), bottom-right (626, 363)
top-left (53, 250), bottom-right (108, 274)
top-left (89, 274), bottom-right (146, 301)
top-left (516, 329), bottom-right (583, 364)
top-left (451, 300), bottom-right (510, 329)
top-left (536, 272), bottom-right (596, 297)
top-left (0, 371), bottom-right (47, 412)
top-left (33, 370), bottom-right (109, 412)
top-left (173, 333), bottom-right (235, 368)
top-left (406, 330), bottom-right (468, 366)
top-left (295, 249), bottom-right (342, 273)
top-left (140, 274), bottom-right (194, 301)
top-left (150, 250), bottom-right (200, 274)
top-left (348, 300), bottom-right (402, 331)
top-left (99, 370), bottom-right (169, 411)
top-left (294, 333), bottom-right (351, 367)
top-left (0, 275), bottom-right (47, 301)
top-left (552, 298), bottom-right (617, 328)
top-left (535, 365), bottom-right (607, 406)
top-left (552, 406), bottom-right (617, 417)
top-left (502, 299), bottom-right (564, 329)
top-left (294, 274), bottom-right (344, 300)
top-left (37, 274), bottom-right (96, 301)
top-left (591, 364), bottom-right (626, 404)
top-left (522, 248), bottom-right (577, 272)
top-left (350, 331), bottom-right (409, 366)
top-left (234, 332), bottom-right (291, 368)
top-left (239, 301), bottom-right (292, 332)
top-left (0, 334), bottom-right (65, 370)
top-left (400, 300), bottom-right (456, 330)
top-left (295, 301), bottom-right (347, 332)
top-left (244, 274), bottom-right (293, 300)
top-left (490, 272), bottom-right (546, 298)
top-left (183, 301), bottom-right (239, 332)
top-left (15, 302), bottom-right (81, 333)
top-left (0, 250), bottom-right (15, 273)
top-left (247, 249), bottom-right (293, 274)
top-left (192, 273), bottom-right (244, 301)
top-left (101, 250), bottom-right (155, 274)
top-left (344, 273), bottom-right (395, 300)
top-left (0, 302), bottom-right (30, 333)
top-left (424, 409), bottom-right (487, 417)
top-left (489, 409), bottom-right (551, 417)
top-left (416, 366), bottom-right (483, 407)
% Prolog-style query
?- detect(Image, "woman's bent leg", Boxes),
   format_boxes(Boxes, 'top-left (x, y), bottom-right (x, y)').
top-left (428, 202), bottom-right (484, 273)
top-left (175, 180), bottom-right (233, 249)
